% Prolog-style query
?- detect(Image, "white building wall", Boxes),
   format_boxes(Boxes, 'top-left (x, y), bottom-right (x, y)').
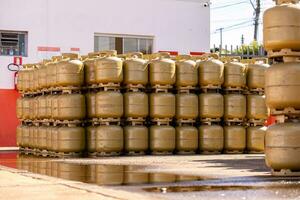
top-left (0, 0), bottom-right (210, 89)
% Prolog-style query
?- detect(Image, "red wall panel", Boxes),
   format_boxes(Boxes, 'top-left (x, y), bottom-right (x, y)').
top-left (0, 89), bottom-right (20, 147)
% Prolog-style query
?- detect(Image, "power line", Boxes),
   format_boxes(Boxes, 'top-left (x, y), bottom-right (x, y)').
top-left (211, 1), bottom-right (249, 10)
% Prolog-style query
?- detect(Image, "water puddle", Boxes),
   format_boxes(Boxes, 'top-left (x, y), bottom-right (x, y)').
top-left (13, 153), bottom-right (207, 186)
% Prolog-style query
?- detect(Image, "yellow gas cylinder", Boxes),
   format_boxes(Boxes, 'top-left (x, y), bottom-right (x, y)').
top-left (33, 126), bottom-right (39, 149)
top-left (37, 95), bottom-right (47, 120)
top-left (86, 93), bottom-right (97, 119)
top-left (95, 165), bottom-right (124, 185)
top-left (22, 97), bottom-right (31, 120)
top-left (176, 126), bottom-right (198, 154)
top-left (50, 127), bottom-right (58, 152)
top-left (29, 66), bottom-right (35, 92)
top-left (16, 97), bottom-right (23, 119)
top-left (124, 92), bottom-right (148, 119)
top-left (247, 63), bottom-right (268, 90)
top-left (247, 95), bottom-right (268, 120)
top-left (84, 52), bottom-right (99, 86)
top-left (17, 69), bottom-right (24, 92)
top-left (95, 51), bottom-right (123, 84)
top-left (46, 95), bottom-right (55, 119)
top-left (95, 126), bottom-right (124, 155)
top-left (57, 163), bottom-right (86, 182)
top-left (199, 125), bottom-right (224, 154)
top-left (176, 94), bottom-right (198, 121)
top-left (16, 125), bottom-right (23, 147)
top-left (176, 60), bottom-right (198, 87)
top-left (123, 56), bottom-right (148, 86)
top-left (150, 93), bottom-right (175, 119)
top-left (33, 65), bottom-right (40, 91)
top-left (87, 126), bottom-right (97, 153)
top-left (54, 94), bottom-right (86, 121)
top-left (150, 126), bottom-right (175, 154)
top-left (224, 94), bottom-right (246, 120)
top-left (224, 126), bottom-right (246, 153)
top-left (247, 126), bottom-right (266, 153)
top-left (37, 126), bottom-right (47, 150)
top-left (46, 127), bottom-right (52, 151)
top-left (22, 126), bottom-right (30, 148)
top-left (38, 62), bottom-right (47, 90)
top-left (263, 0), bottom-right (300, 52)
top-left (124, 126), bottom-right (148, 154)
top-left (149, 173), bottom-right (176, 183)
top-left (265, 62), bottom-right (300, 111)
top-left (149, 58), bottom-right (176, 86)
top-left (22, 66), bottom-right (32, 92)
top-left (32, 97), bottom-right (39, 120)
top-left (95, 91), bottom-right (123, 119)
top-left (54, 127), bottom-right (85, 153)
top-left (265, 123), bottom-right (300, 173)
top-left (86, 165), bottom-right (96, 183)
top-left (124, 166), bottom-right (149, 185)
top-left (198, 59), bottom-right (224, 87)
top-left (55, 53), bottom-right (84, 87)
top-left (199, 93), bottom-right (224, 120)
top-left (223, 62), bottom-right (246, 89)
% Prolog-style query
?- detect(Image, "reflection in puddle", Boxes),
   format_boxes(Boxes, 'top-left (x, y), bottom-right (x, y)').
top-left (15, 154), bottom-right (204, 186)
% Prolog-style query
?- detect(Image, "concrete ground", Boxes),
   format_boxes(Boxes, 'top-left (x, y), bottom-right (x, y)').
top-left (1, 152), bottom-right (300, 200)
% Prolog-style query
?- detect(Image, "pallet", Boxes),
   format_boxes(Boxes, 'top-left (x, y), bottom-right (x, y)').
top-left (126, 119), bottom-right (145, 126)
top-left (151, 151), bottom-right (173, 155)
top-left (224, 118), bottom-right (244, 123)
top-left (126, 150), bottom-right (146, 156)
top-left (51, 151), bottom-right (83, 158)
top-left (176, 86), bottom-right (196, 94)
top-left (124, 84), bottom-right (146, 92)
top-left (49, 86), bottom-right (82, 94)
top-left (176, 150), bottom-right (196, 155)
top-left (176, 119), bottom-right (196, 126)
top-left (275, 115), bottom-right (300, 124)
top-left (248, 88), bottom-right (264, 95)
top-left (223, 150), bottom-right (244, 154)
top-left (267, 48), bottom-right (300, 59)
top-left (151, 118), bottom-right (172, 126)
top-left (97, 83), bottom-right (121, 91)
top-left (53, 120), bottom-right (83, 127)
top-left (247, 119), bottom-right (265, 127)
top-left (200, 117), bottom-right (221, 123)
top-left (200, 150), bottom-right (222, 155)
top-left (271, 169), bottom-right (300, 177)
top-left (200, 85), bottom-right (221, 93)
top-left (200, 120), bottom-right (221, 126)
top-left (270, 107), bottom-right (300, 117)
top-left (92, 118), bottom-right (121, 126)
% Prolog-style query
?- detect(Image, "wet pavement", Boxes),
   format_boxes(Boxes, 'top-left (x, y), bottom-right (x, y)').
top-left (1, 151), bottom-right (300, 199)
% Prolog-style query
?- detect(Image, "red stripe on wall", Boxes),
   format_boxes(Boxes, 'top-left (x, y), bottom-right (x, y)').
top-left (37, 46), bottom-right (61, 52)
top-left (158, 51), bottom-right (179, 56)
top-left (70, 47), bottom-right (80, 51)
top-left (0, 89), bottom-right (20, 147)
top-left (190, 52), bottom-right (206, 56)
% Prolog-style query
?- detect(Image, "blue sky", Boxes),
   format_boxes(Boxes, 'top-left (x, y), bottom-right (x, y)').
top-left (210, 0), bottom-right (275, 47)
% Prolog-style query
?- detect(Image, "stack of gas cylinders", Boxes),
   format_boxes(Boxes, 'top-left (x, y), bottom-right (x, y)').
top-left (16, 51), bottom-right (268, 157)
top-left (263, 0), bottom-right (300, 176)
top-left (17, 53), bottom-right (86, 157)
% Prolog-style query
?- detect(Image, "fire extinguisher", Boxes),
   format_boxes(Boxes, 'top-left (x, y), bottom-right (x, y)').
top-left (7, 63), bottom-right (20, 90)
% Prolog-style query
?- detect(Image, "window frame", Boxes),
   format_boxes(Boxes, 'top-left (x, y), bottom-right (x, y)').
top-left (0, 30), bottom-right (28, 57)
top-left (94, 33), bottom-right (154, 54)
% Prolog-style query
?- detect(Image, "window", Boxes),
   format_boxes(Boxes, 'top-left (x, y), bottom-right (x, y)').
top-left (0, 30), bottom-right (28, 56)
top-left (94, 34), bottom-right (153, 54)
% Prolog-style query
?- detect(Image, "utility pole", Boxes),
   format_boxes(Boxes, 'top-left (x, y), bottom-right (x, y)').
top-left (216, 28), bottom-right (224, 53)
top-left (241, 34), bottom-right (245, 45)
top-left (249, 0), bottom-right (261, 41)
